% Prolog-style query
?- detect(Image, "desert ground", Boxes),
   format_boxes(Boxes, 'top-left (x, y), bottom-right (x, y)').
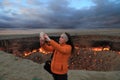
top-left (0, 51), bottom-right (120, 80)
top-left (0, 29), bottom-right (120, 80)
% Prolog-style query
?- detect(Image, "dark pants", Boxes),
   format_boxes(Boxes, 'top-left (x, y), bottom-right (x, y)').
top-left (52, 73), bottom-right (68, 80)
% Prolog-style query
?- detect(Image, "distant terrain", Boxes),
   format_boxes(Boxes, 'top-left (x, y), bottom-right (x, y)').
top-left (0, 29), bottom-right (120, 36)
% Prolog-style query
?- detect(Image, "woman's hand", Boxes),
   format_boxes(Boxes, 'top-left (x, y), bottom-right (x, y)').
top-left (39, 32), bottom-right (51, 46)
top-left (44, 34), bottom-right (51, 41)
top-left (40, 38), bottom-right (45, 46)
top-left (40, 32), bottom-right (45, 46)
top-left (40, 32), bottom-right (45, 40)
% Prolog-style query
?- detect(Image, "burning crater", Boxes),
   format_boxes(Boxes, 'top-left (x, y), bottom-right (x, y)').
top-left (0, 34), bottom-right (120, 71)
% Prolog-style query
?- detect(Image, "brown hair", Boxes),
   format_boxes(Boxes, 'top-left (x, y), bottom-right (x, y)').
top-left (65, 32), bottom-right (74, 54)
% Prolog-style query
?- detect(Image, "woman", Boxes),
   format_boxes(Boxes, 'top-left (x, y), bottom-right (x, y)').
top-left (40, 32), bottom-right (74, 80)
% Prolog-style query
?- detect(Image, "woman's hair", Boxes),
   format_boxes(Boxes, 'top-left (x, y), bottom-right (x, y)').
top-left (65, 32), bottom-right (74, 53)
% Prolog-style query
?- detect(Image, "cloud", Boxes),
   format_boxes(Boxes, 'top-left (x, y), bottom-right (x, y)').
top-left (0, 0), bottom-right (120, 29)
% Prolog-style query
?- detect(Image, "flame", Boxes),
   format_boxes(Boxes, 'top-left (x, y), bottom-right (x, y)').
top-left (32, 49), bottom-right (37, 53)
top-left (24, 51), bottom-right (31, 56)
top-left (92, 47), bottom-right (103, 51)
top-left (24, 49), bottom-right (38, 56)
top-left (23, 45), bottom-right (118, 57)
top-left (91, 46), bottom-right (110, 52)
top-left (38, 48), bottom-right (48, 54)
top-left (38, 48), bottom-right (53, 54)
top-left (103, 46), bottom-right (110, 51)
top-left (23, 47), bottom-right (52, 57)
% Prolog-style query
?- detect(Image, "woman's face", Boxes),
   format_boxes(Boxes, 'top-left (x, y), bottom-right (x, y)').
top-left (59, 35), bottom-right (66, 44)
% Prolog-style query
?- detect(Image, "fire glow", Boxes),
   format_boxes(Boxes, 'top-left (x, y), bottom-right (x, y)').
top-left (24, 48), bottom-right (52, 57)
top-left (74, 46), bottom-right (110, 52)
top-left (91, 46), bottom-right (110, 52)
top-left (70, 45), bottom-right (120, 55)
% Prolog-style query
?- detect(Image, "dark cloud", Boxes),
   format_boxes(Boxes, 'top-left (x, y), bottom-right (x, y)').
top-left (91, 0), bottom-right (120, 28)
top-left (0, 0), bottom-right (120, 29)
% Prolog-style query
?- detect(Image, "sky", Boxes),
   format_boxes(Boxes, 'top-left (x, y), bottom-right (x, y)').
top-left (0, 0), bottom-right (120, 29)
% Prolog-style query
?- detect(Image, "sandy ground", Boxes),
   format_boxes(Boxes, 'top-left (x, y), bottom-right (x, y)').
top-left (0, 51), bottom-right (120, 80)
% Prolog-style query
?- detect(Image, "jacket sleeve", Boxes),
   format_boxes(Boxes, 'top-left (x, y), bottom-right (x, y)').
top-left (49, 40), bottom-right (72, 54)
top-left (41, 43), bottom-right (54, 52)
